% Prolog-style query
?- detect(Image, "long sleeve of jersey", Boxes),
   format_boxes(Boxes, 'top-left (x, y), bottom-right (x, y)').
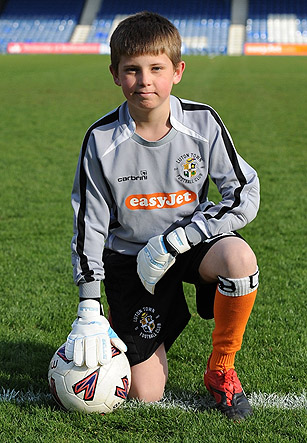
top-left (71, 131), bottom-right (111, 286)
top-left (71, 97), bottom-right (260, 293)
top-left (187, 104), bottom-right (260, 238)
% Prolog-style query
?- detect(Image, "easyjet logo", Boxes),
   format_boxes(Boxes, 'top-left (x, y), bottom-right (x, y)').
top-left (125, 190), bottom-right (197, 210)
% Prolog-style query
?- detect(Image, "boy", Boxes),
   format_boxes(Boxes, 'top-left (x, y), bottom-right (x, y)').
top-left (65, 11), bottom-right (260, 421)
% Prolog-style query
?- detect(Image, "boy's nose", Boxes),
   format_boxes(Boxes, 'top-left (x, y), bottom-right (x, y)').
top-left (138, 70), bottom-right (152, 86)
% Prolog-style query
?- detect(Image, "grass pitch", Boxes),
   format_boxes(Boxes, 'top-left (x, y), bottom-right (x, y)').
top-left (0, 54), bottom-right (306, 442)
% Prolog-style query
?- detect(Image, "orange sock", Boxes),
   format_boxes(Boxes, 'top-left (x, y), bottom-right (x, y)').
top-left (209, 272), bottom-right (258, 372)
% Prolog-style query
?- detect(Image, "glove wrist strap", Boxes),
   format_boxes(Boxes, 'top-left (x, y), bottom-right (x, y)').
top-left (162, 235), bottom-right (179, 256)
top-left (77, 299), bottom-right (104, 318)
top-left (79, 298), bottom-right (104, 316)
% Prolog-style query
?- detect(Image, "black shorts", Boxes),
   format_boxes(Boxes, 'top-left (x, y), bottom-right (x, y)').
top-left (103, 232), bottom-right (242, 366)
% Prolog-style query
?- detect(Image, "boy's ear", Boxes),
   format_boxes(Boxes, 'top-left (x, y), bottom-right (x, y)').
top-left (109, 65), bottom-right (121, 86)
top-left (173, 61), bottom-right (185, 85)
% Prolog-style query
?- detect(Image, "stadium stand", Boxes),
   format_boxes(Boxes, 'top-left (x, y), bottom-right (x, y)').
top-left (0, 0), bottom-right (231, 55)
top-left (246, 0), bottom-right (307, 43)
top-left (0, 0), bottom-right (84, 52)
top-left (0, 0), bottom-right (307, 54)
top-left (86, 0), bottom-right (231, 55)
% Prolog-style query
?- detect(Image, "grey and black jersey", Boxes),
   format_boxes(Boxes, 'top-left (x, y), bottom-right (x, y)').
top-left (71, 95), bottom-right (260, 287)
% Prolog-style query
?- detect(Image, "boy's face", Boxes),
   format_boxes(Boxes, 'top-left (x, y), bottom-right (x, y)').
top-left (110, 53), bottom-right (185, 117)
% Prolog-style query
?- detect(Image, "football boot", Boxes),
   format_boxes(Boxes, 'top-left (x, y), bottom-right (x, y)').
top-left (204, 357), bottom-right (253, 420)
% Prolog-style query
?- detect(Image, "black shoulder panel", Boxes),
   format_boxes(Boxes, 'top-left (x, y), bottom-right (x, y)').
top-left (180, 99), bottom-right (247, 221)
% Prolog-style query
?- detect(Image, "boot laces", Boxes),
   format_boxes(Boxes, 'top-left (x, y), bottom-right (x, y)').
top-left (222, 367), bottom-right (240, 404)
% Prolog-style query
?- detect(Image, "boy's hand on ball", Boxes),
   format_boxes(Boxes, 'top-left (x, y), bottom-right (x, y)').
top-left (65, 299), bottom-right (127, 368)
top-left (137, 227), bottom-right (191, 294)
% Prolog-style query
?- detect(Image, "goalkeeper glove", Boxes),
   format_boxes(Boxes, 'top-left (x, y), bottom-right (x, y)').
top-left (137, 227), bottom-right (191, 294)
top-left (65, 299), bottom-right (127, 368)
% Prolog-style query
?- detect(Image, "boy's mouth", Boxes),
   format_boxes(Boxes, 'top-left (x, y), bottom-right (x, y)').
top-left (136, 91), bottom-right (155, 96)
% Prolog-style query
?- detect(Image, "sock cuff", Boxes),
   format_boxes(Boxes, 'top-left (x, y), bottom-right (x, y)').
top-left (210, 350), bottom-right (236, 371)
top-left (217, 268), bottom-right (259, 297)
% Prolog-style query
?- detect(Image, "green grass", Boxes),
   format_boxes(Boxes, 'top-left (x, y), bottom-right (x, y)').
top-left (0, 54), bottom-right (306, 442)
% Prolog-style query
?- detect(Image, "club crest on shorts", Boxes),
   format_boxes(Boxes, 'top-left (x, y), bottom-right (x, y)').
top-left (133, 307), bottom-right (161, 339)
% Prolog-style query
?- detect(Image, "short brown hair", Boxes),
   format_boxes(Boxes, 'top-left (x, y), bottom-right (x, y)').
top-left (110, 11), bottom-right (182, 73)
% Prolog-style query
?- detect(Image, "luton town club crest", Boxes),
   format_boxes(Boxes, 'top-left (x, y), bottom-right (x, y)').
top-left (133, 307), bottom-right (161, 339)
top-left (175, 153), bottom-right (204, 184)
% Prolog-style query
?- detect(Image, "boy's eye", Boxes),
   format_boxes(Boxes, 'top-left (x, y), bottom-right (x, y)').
top-left (124, 67), bottom-right (138, 73)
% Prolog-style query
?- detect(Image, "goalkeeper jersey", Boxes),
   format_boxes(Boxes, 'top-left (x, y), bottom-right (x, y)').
top-left (71, 95), bottom-right (260, 286)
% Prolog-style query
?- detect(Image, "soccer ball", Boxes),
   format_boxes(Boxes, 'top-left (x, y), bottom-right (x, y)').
top-left (48, 343), bottom-right (131, 414)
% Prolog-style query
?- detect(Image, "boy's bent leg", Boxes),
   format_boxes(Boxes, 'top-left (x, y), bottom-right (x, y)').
top-left (128, 343), bottom-right (168, 402)
top-left (199, 237), bottom-right (258, 419)
top-left (199, 236), bottom-right (258, 371)
top-left (103, 249), bottom-right (190, 403)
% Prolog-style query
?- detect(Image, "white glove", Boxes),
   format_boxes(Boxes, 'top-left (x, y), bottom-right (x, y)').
top-left (65, 299), bottom-right (127, 368)
top-left (137, 227), bottom-right (191, 294)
